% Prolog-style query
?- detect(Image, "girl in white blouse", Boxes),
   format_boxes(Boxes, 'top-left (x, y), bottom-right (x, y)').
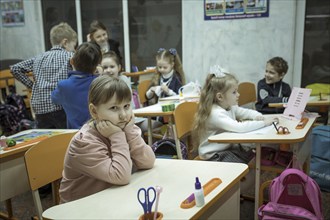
top-left (193, 65), bottom-right (278, 163)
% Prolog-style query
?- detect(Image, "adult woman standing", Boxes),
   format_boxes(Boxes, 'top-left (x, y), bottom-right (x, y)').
top-left (88, 20), bottom-right (122, 63)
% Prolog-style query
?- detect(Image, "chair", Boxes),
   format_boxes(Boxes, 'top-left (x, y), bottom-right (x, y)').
top-left (0, 69), bottom-right (34, 118)
top-left (137, 79), bottom-right (151, 107)
top-left (173, 101), bottom-right (198, 159)
top-left (0, 69), bottom-right (15, 103)
top-left (24, 132), bottom-right (76, 219)
top-left (238, 82), bottom-right (257, 108)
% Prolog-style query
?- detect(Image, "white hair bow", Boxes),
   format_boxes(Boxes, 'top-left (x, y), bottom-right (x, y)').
top-left (209, 65), bottom-right (229, 78)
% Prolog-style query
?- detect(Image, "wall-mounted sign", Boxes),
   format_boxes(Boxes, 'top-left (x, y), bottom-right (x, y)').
top-left (204, 0), bottom-right (269, 20)
top-left (0, 0), bottom-right (25, 27)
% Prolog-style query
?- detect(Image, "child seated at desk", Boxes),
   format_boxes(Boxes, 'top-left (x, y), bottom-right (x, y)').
top-left (255, 57), bottom-right (291, 114)
top-left (59, 75), bottom-right (155, 203)
top-left (51, 42), bottom-right (101, 129)
top-left (193, 65), bottom-right (278, 162)
top-left (140, 48), bottom-right (186, 131)
top-left (145, 48), bottom-right (185, 105)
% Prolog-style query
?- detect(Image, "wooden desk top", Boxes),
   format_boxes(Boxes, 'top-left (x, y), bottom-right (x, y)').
top-left (269, 95), bottom-right (330, 108)
top-left (133, 102), bottom-right (179, 117)
top-left (0, 129), bottom-right (77, 162)
top-left (43, 159), bottom-right (248, 220)
top-left (123, 69), bottom-right (156, 77)
top-left (208, 114), bottom-right (317, 144)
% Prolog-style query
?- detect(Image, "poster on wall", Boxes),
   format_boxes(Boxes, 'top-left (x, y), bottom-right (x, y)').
top-left (204, 0), bottom-right (269, 20)
top-left (0, 0), bottom-right (25, 27)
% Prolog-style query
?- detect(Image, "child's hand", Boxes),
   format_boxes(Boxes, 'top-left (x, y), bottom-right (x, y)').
top-left (161, 84), bottom-right (169, 94)
top-left (95, 120), bottom-right (122, 138)
top-left (125, 113), bottom-right (135, 129)
top-left (149, 86), bottom-right (156, 93)
top-left (263, 117), bottom-right (279, 126)
top-left (86, 33), bottom-right (91, 42)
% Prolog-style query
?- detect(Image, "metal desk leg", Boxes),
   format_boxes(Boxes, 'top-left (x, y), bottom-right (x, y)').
top-left (254, 143), bottom-right (261, 220)
top-left (147, 117), bottom-right (152, 146)
top-left (170, 117), bottom-right (182, 159)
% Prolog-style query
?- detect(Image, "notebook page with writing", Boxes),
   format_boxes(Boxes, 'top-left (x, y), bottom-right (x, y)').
top-left (283, 87), bottom-right (311, 120)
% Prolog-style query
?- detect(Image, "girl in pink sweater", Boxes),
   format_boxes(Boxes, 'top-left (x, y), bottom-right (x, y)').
top-left (59, 75), bottom-right (155, 203)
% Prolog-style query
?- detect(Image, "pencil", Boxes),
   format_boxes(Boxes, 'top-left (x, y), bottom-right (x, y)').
top-left (272, 122), bottom-right (279, 132)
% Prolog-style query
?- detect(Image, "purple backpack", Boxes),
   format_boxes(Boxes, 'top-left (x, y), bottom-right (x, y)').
top-left (258, 168), bottom-right (324, 220)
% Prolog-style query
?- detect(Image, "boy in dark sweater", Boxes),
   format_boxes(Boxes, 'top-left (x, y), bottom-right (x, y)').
top-left (256, 57), bottom-right (291, 114)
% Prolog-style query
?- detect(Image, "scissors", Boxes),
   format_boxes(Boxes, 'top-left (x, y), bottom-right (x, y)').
top-left (277, 126), bottom-right (290, 135)
top-left (137, 187), bottom-right (156, 214)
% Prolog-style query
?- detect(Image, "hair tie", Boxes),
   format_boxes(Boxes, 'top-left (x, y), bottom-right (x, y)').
top-left (168, 48), bottom-right (177, 56)
top-left (158, 48), bottom-right (165, 53)
top-left (209, 65), bottom-right (228, 78)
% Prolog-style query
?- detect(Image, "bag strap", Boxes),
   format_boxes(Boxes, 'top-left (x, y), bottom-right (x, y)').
top-left (286, 154), bottom-right (303, 170)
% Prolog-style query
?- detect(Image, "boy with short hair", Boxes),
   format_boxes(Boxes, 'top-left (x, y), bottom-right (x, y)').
top-left (11, 22), bottom-right (77, 129)
top-left (255, 57), bottom-right (291, 114)
top-left (51, 42), bottom-right (102, 129)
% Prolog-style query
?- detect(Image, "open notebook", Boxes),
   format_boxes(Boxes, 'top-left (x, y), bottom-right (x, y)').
top-left (283, 87), bottom-right (311, 120)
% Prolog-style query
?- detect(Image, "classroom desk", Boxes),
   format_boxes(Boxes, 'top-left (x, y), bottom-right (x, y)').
top-left (0, 129), bottom-right (77, 203)
top-left (42, 159), bottom-right (248, 220)
top-left (123, 69), bottom-right (157, 82)
top-left (269, 95), bottom-right (330, 108)
top-left (208, 114), bottom-right (317, 220)
top-left (133, 102), bottom-right (180, 155)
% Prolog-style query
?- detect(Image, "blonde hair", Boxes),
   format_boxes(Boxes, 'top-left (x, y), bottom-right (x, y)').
top-left (50, 22), bottom-right (77, 46)
top-left (149, 48), bottom-right (186, 88)
top-left (88, 75), bottom-right (131, 109)
top-left (192, 73), bottom-right (238, 150)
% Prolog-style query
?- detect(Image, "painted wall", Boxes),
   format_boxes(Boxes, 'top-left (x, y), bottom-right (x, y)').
top-left (0, 0), bottom-right (44, 60)
top-left (182, 0), bottom-right (302, 87)
top-left (1, 0), bottom-right (304, 88)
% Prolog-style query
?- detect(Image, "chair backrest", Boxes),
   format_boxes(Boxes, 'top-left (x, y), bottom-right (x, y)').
top-left (24, 132), bottom-right (76, 218)
top-left (173, 101), bottom-right (198, 139)
top-left (173, 101), bottom-right (198, 159)
top-left (25, 132), bottom-right (75, 190)
top-left (137, 80), bottom-right (151, 106)
top-left (238, 82), bottom-right (257, 107)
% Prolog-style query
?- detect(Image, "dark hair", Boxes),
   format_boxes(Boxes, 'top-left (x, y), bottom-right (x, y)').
top-left (267, 57), bottom-right (288, 76)
top-left (72, 42), bottom-right (102, 73)
top-left (88, 75), bottom-right (132, 107)
top-left (89, 20), bottom-right (108, 40)
top-left (102, 51), bottom-right (121, 66)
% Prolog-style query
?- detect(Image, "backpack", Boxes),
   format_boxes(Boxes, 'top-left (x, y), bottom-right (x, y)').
top-left (6, 93), bottom-right (30, 120)
top-left (310, 125), bottom-right (330, 192)
top-left (258, 168), bottom-right (324, 220)
top-left (0, 104), bottom-right (21, 135)
top-left (152, 138), bottom-right (188, 159)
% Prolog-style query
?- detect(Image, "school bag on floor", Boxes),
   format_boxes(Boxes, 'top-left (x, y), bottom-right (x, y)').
top-left (258, 165), bottom-right (324, 219)
top-left (152, 139), bottom-right (188, 159)
top-left (310, 125), bottom-right (330, 192)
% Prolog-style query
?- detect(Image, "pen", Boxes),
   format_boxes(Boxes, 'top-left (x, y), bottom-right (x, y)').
top-left (153, 186), bottom-right (163, 220)
top-left (272, 122), bottom-right (279, 132)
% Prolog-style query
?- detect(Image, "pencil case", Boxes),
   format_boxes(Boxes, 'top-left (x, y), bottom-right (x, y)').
top-left (180, 178), bottom-right (222, 209)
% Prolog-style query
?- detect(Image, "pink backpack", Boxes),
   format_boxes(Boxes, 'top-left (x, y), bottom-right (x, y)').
top-left (258, 168), bottom-right (324, 220)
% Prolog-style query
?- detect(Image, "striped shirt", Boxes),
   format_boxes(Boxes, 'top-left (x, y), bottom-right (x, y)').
top-left (11, 46), bottom-right (74, 114)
